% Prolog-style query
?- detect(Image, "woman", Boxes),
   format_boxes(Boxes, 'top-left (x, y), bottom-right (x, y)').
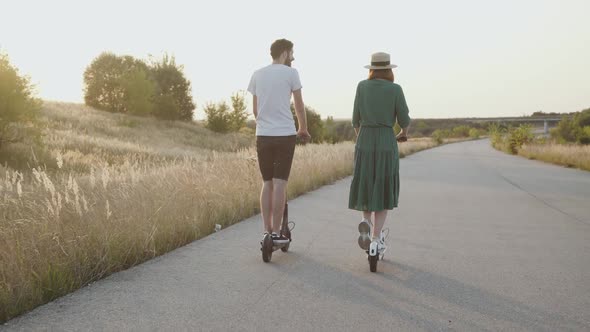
top-left (348, 52), bottom-right (410, 254)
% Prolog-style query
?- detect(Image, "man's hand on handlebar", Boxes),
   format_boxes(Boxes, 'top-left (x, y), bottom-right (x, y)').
top-left (297, 129), bottom-right (311, 143)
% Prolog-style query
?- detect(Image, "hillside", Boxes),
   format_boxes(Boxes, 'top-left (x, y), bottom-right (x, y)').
top-left (1, 101), bottom-right (254, 174)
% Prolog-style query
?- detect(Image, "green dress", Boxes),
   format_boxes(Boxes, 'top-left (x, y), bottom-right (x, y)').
top-left (348, 79), bottom-right (411, 211)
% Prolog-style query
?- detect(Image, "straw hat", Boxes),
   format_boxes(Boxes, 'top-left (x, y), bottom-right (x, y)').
top-left (364, 52), bottom-right (398, 69)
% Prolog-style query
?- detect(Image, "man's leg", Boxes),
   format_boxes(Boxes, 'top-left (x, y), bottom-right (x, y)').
top-left (270, 135), bottom-right (296, 234)
top-left (256, 136), bottom-right (275, 234)
top-left (261, 181), bottom-right (273, 233)
top-left (271, 179), bottom-right (288, 234)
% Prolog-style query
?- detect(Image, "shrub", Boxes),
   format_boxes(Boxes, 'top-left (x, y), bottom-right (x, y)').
top-left (204, 102), bottom-right (231, 133)
top-left (431, 129), bottom-right (445, 144)
top-left (452, 125), bottom-right (471, 138)
top-left (469, 128), bottom-right (480, 139)
top-left (507, 124), bottom-right (534, 154)
top-left (488, 123), bottom-right (510, 151)
top-left (551, 108), bottom-right (590, 144)
top-left (228, 91), bottom-right (249, 131)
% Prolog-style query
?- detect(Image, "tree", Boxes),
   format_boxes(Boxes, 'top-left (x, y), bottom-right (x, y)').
top-left (575, 108), bottom-right (590, 127)
top-left (551, 115), bottom-right (578, 143)
top-left (291, 103), bottom-right (325, 143)
top-left (150, 54), bottom-right (195, 121)
top-left (204, 102), bottom-right (231, 133)
top-left (83, 52), bottom-right (149, 113)
top-left (84, 52), bottom-right (196, 121)
top-left (119, 67), bottom-right (155, 116)
top-left (573, 108), bottom-right (590, 144)
top-left (0, 53), bottom-right (41, 150)
top-left (323, 116), bottom-right (338, 143)
top-left (228, 91), bottom-right (249, 131)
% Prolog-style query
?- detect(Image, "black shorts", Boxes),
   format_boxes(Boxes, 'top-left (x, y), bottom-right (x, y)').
top-left (256, 135), bottom-right (296, 181)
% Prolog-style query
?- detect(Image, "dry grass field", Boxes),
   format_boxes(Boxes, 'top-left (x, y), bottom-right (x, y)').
top-left (518, 143), bottom-right (590, 171)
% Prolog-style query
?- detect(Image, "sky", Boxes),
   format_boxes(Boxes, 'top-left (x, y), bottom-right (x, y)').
top-left (1, 0), bottom-right (589, 120)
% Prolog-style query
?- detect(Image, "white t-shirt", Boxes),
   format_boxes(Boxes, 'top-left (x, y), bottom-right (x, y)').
top-left (247, 64), bottom-right (302, 136)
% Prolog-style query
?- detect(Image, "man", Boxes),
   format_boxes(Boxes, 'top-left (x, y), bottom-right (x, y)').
top-left (247, 38), bottom-right (311, 244)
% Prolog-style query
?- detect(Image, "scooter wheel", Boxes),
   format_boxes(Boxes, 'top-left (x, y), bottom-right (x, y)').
top-left (262, 234), bottom-right (273, 263)
top-left (280, 242), bottom-right (290, 252)
top-left (281, 228), bottom-right (291, 252)
top-left (369, 254), bottom-right (378, 272)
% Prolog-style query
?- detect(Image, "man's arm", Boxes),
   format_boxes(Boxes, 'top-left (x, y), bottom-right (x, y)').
top-left (252, 95), bottom-right (258, 119)
top-left (292, 89), bottom-right (308, 132)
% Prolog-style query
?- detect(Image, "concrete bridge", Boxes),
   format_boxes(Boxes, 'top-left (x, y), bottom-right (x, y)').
top-left (463, 117), bottom-right (563, 134)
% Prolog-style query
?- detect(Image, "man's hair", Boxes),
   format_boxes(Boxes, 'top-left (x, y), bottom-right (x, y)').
top-left (368, 69), bottom-right (394, 82)
top-left (270, 39), bottom-right (294, 59)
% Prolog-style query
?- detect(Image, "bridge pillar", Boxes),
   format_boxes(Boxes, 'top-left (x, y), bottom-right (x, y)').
top-left (544, 120), bottom-right (548, 135)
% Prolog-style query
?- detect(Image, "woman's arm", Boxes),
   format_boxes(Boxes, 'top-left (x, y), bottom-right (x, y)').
top-left (395, 86), bottom-right (411, 140)
top-left (352, 84), bottom-right (361, 136)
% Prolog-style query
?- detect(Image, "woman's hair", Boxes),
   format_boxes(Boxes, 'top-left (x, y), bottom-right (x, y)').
top-left (368, 69), bottom-right (394, 82)
top-left (270, 39), bottom-right (294, 59)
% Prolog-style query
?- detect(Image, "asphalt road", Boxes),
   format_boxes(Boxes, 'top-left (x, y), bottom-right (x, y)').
top-left (3, 139), bottom-right (590, 331)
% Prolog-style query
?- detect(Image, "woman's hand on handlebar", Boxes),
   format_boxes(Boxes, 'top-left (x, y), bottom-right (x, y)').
top-left (396, 127), bottom-right (409, 143)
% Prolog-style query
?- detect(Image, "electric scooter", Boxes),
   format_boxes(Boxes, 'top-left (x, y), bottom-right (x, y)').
top-left (366, 134), bottom-right (407, 272)
top-left (261, 203), bottom-right (295, 262)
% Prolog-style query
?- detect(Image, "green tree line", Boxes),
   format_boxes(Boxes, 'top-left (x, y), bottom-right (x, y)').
top-left (550, 108), bottom-right (590, 144)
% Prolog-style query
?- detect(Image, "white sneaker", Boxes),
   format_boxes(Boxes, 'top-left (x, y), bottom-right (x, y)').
top-left (358, 219), bottom-right (372, 250)
top-left (380, 228), bottom-right (389, 242)
top-left (379, 229), bottom-right (389, 253)
top-left (369, 237), bottom-right (387, 257)
top-left (377, 238), bottom-right (387, 254)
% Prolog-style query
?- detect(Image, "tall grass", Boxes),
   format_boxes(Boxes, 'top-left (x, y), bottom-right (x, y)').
top-left (0, 102), bottom-right (450, 322)
top-left (0, 143), bottom-right (355, 321)
top-left (518, 143), bottom-right (590, 171)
